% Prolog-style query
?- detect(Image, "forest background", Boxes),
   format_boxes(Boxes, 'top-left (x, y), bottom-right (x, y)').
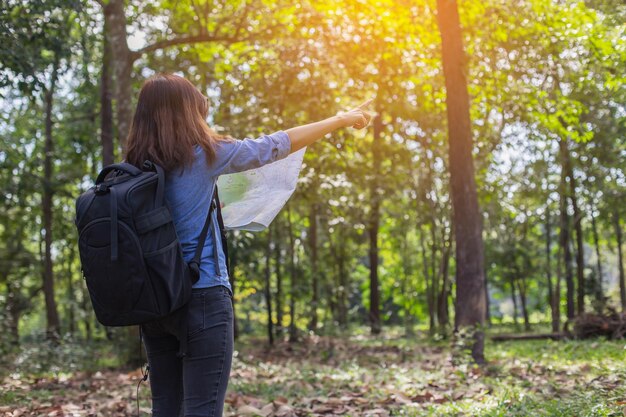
top-left (1, 0), bottom-right (625, 416)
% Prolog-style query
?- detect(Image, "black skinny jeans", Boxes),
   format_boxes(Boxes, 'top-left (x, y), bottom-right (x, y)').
top-left (141, 285), bottom-right (234, 417)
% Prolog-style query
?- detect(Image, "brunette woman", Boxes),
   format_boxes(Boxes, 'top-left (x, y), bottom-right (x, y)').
top-left (124, 73), bottom-right (372, 417)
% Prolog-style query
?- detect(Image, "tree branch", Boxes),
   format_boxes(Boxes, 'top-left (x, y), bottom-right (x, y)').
top-left (133, 33), bottom-right (236, 57)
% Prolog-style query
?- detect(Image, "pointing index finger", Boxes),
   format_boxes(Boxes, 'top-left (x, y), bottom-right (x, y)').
top-left (358, 98), bottom-right (375, 109)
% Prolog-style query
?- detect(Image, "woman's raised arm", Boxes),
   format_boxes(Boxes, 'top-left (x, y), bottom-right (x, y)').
top-left (212, 99), bottom-right (374, 175)
top-left (286, 99), bottom-right (374, 153)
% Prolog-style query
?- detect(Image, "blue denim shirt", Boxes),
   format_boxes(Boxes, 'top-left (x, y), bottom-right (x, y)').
top-left (164, 131), bottom-right (292, 289)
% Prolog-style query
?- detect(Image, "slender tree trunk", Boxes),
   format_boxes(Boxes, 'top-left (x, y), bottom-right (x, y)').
top-left (81, 284), bottom-right (92, 340)
top-left (437, 0), bottom-right (486, 363)
top-left (420, 228), bottom-right (436, 334)
top-left (572, 201), bottom-right (585, 316)
top-left (614, 210), bottom-right (626, 312)
top-left (308, 205), bottom-right (319, 331)
top-left (100, 26), bottom-right (114, 166)
top-left (546, 206), bottom-right (559, 332)
top-left (368, 112), bottom-right (383, 335)
top-left (337, 227), bottom-right (348, 329)
top-left (5, 277), bottom-right (20, 346)
top-left (287, 207), bottom-right (298, 342)
top-left (229, 236), bottom-right (239, 340)
top-left (429, 225), bottom-right (440, 330)
top-left (558, 141), bottom-right (575, 319)
top-left (517, 278), bottom-right (530, 331)
top-left (66, 245), bottom-right (76, 335)
top-left (102, 0), bottom-right (135, 149)
top-left (264, 229), bottom-right (274, 345)
top-left (437, 238), bottom-right (452, 332)
top-left (484, 269), bottom-right (491, 326)
top-left (400, 228), bottom-right (414, 336)
top-left (510, 275), bottom-right (519, 327)
top-left (555, 242), bottom-right (563, 332)
top-left (42, 63), bottom-right (61, 340)
top-left (274, 226), bottom-right (283, 337)
top-left (561, 140), bottom-right (585, 315)
top-left (591, 212), bottom-right (604, 312)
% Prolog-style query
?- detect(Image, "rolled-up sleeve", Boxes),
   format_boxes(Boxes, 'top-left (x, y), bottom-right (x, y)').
top-left (213, 131), bottom-right (292, 175)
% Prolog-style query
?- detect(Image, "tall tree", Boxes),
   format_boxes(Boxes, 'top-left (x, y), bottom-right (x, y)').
top-left (368, 111), bottom-right (383, 335)
top-left (615, 210), bottom-right (626, 312)
top-left (308, 204), bottom-right (319, 332)
top-left (42, 59), bottom-right (61, 338)
top-left (436, 0), bottom-right (486, 363)
top-left (100, 25), bottom-right (114, 166)
top-left (558, 140), bottom-right (576, 320)
top-left (264, 229), bottom-right (274, 345)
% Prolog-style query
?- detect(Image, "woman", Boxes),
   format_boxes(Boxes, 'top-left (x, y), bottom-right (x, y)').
top-left (124, 73), bottom-right (372, 417)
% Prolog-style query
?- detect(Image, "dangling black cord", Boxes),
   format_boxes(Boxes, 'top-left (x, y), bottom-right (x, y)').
top-left (136, 327), bottom-right (150, 416)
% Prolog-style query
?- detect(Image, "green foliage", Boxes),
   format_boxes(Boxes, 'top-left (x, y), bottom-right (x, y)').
top-left (1, 0), bottom-right (625, 357)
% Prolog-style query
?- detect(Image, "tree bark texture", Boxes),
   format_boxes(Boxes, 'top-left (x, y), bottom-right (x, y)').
top-left (546, 206), bottom-right (560, 332)
top-left (436, 0), bottom-right (486, 363)
top-left (308, 205), bottom-right (319, 332)
top-left (287, 207), bottom-right (298, 342)
top-left (102, 0), bottom-right (134, 149)
top-left (591, 212), bottom-right (604, 312)
top-left (100, 25), bottom-right (114, 166)
top-left (43, 63), bottom-right (61, 339)
top-left (561, 139), bottom-right (585, 315)
top-left (614, 210), bottom-right (626, 312)
top-left (265, 228), bottom-right (274, 345)
top-left (558, 140), bottom-right (576, 319)
top-left (368, 112), bottom-right (383, 335)
top-left (274, 226), bottom-right (283, 337)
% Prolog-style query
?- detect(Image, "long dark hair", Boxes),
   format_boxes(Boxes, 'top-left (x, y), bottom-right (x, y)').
top-left (124, 73), bottom-right (227, 171)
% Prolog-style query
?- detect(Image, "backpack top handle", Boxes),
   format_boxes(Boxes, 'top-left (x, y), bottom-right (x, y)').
top-left (96, 162), bottom-right (143, 184)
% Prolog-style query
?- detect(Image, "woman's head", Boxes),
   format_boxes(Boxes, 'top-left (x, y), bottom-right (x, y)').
top-left (125, 73), bottom-right (224, 171)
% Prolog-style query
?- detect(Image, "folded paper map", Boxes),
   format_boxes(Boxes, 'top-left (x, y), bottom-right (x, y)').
top-left (217, 148), bottom-right (306, 231)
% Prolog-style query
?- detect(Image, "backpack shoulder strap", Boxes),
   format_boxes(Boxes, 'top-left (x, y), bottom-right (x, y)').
top-left (214, 185), bottom-right (229, 276)
top-left (188, 187), bottom-right (217, 283)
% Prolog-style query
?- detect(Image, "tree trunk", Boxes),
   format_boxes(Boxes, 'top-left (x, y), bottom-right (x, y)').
top-left (229, 236), bottom-right (239, 340)
top-left (484, 269), bottom-right (491, 326)
top-left (264, 229), bottom-right (274, 345)
top-left (420, 227), bottom-right (436, 334)
top-left (614, 210), bottom-right (626, 312)
top-left (561, 139), bottom-right (585, 315)
top-left (81, 284), bottom-right (92, 340)
top-left (66, 244), bottom-right (76, 335)
top-left (100, 25), bottom-right (114, 166)
top-left (400, 228), bottom-right (414, 336)
top-left (546, 205), bottom-right (560, 332)
top-left (308, 205), bottom-right (319, 331)
top-left (337, 226), bottom-right (348, 329)
top-left (510, 275), bottom-right (519, 327)
top-left (591, 212), bottom-right (604, 312)
top-left (274, 225), bottom-right (283, 337)
top-left (102, 0), bottom-right (134, 149)
top-left (5, 278), bottom-right (20, 346)
top-left (517, 278), bottom-right (530, 331)
top-left (437, 0), bottom-right (486, 363)
top-left (558, 140), bottom-right (575, 319)
top-left (555, 238), bottom-right (563, 333)
top-left (429, 225), bottom-right (440, 331)
top-left (42, 63), bottom-right (61, 340)
top-left (368, 112), bottom-right (383, 335)
top-left (437, 238), bottom-right (452, 332)
top-left (287, 207), bottom-right (298, 342)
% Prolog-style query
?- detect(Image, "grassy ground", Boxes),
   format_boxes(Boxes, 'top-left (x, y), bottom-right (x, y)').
top-left (1, 331), bottom-right (625, 416)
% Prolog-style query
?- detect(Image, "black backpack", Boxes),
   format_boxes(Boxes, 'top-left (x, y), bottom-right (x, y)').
top-left (75, 161), bottom-right (226, 328)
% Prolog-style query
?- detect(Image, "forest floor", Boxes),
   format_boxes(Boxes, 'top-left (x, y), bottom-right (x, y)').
top-left (1, 330), bottom-right (625, 416)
